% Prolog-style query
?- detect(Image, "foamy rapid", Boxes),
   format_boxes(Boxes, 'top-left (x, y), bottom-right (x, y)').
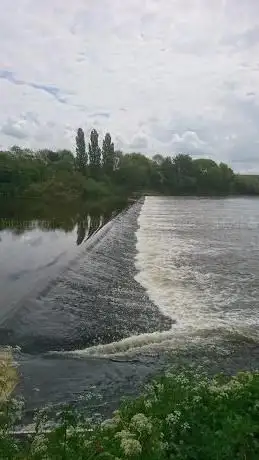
top-left (134, 196), bottom-right (259, 338)
top-left (51, 196), bottom-right (259, 359)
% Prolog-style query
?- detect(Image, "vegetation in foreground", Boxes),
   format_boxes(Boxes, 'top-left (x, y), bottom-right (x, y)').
top-left (1, 128), bottom-right (259, 209)
top-left (1, 355), bottom-right (259, 459)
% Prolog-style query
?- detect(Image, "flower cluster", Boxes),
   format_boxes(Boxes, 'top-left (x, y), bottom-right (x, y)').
top-left (130, 413), bottom-right (153, 435)
top-left (166, 410), bottom-right (182, 425)
top-left (115, 430), bottom-right (142, 456)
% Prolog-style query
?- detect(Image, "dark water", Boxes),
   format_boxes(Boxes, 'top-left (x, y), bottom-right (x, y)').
top-left (1, 196), bottom-right (259, 422)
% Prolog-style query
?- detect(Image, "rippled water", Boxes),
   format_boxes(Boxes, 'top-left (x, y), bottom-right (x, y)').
top-left (1, 196), bottom-right (259, 420)
top-left (69, 196), bottom-right (259, 360)
top-left (135, 196), bottom-right (259, 347)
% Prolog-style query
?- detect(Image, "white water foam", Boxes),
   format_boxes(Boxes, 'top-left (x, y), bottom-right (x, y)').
top-left (50, 324), bottom-right (259, 359)
top-left (53, 196), bottom-right (259, 359)
top-left (134, 196), bottom-right (259, 334)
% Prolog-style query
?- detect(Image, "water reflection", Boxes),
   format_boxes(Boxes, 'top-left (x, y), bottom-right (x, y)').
top-left (0, 200), bottom-right (126, 245)
top-left (76, 214), bottom-right (104, 246)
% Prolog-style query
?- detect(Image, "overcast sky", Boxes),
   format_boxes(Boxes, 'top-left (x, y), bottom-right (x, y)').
top-left (0, 0), bottom-right (259, 172)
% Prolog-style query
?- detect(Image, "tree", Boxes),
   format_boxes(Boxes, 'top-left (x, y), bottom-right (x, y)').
top-left (102, 132), bottom-right (115, 175)
top-left (10, 145), bottom-right (23, 156)
top-left (114, 153), bottom-right (153, 193)
top-left (37, 149), bottom-right (59, 163)
top-left (173, 154), bottom-right (194, 176)
top-left (172, 154), bottom-right (196, 193)
top-left (89, 129), bottom-right (101, 177)
top-left (152, 154), bottom-right (164, 165)
top-left (76, 128), bottom-right (87, 174)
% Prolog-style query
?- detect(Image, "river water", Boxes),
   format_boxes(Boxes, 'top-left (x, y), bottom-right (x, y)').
top-left (1, 196), bottom-right (259, 420)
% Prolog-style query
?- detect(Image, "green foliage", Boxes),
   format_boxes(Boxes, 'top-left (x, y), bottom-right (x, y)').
top-left (102, 133), bottom-right (115, 175)
top-left (0, 129), bottom-right (258, 205)
top-left (89, 129), bottom-right (101, 177)
top-left (2, 369), bottom-right (259, 459)
top-left (234, 174), bottom-right (259, 195)
top-left (76, 128), bottom-right (87, 174)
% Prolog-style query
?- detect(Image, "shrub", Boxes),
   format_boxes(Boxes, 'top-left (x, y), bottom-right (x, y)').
top-left (1, 369), bottom-right (259, 459)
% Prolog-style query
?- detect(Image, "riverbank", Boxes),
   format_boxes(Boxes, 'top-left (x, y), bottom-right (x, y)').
top-left (1, 368), bottom-right (259, 459)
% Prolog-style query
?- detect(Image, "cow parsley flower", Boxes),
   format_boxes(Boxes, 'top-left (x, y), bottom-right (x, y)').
top-left (166, 410), bottom-right (181, 424)
top-left (144, 400), bottom-right (152, 409)
top-left (115, 430), bottom-right (134, 440)
top-left (31, 434), bottom-right (48, 455)
top-left (121, 438), bottom-right (142, 456)
top-left (130, 413), bottom-right (152, 435)
top-left (101, 417), bottom-right (119, 430)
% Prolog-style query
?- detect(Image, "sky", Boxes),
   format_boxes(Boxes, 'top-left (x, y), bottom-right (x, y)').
top-left (0, 0), bottom-right (259, 172)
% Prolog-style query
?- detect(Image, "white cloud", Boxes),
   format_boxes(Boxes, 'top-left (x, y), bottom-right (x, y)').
top-left (129, 133), bottom-right (149, 150)
top-left (171, 131), bottom-right (207, 151)
top-left (0, 0), bottom-right (259, 170)
top-left (1, 118), bottom-right (29, 140)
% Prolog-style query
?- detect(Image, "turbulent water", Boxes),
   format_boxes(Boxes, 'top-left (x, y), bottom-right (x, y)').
top-left (1, 196), bottom-right (259, 419)
top-left (135, 196), bottom-right (259, 349)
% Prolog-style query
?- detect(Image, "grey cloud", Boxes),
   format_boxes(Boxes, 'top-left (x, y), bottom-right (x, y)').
top-left (89, 111), bottom-right (110, 119)
top-left (232, 97), bottom-right (259, 126)
top-left (221, 25), bottom-right (259, 51)
top-left (0, 70), bottom-right (16, 83)
top-left (227, 138), bottom-right (259, 173)
top-left (1, 119), bottom-right (28, 140)
top-left (24, 112), bottom-right (40, 125)
top-left (114, 135), bottom-right (125, 150)
top-left (0, 69), bottom-right (68, 103)
top-left (129, 134), bottom-right (149, 150)
top-left (151, 125), bottom-right (173, 144)
top-left (1, 0), bottom-right (259, 171)
top-left (30, 83), bottom-right (67, 103)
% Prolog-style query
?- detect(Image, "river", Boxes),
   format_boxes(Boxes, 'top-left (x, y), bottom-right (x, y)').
top-left (1, 196), bottom-right (259, 421)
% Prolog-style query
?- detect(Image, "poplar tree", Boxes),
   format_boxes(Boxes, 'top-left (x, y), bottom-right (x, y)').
top-left (102, 132), bottom-right (115, 175)
top-left (89, 129), bottom-right (101, 176)
top-left (75, 128), bottom-right (87, 174)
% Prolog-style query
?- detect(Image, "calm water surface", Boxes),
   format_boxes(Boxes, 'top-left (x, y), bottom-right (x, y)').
top-left (1, 197), bottom-right (259, 420)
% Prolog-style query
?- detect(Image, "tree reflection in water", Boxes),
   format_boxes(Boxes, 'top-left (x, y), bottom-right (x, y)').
top-left (0, 200), bottom-right (124, 245)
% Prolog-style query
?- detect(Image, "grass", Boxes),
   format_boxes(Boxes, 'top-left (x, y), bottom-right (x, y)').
top-left (1, 365), bottom-right (259, 459)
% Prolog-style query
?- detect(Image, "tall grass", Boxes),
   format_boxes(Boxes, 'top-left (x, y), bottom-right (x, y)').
top-left (1, 365), bottom-right (259, 459)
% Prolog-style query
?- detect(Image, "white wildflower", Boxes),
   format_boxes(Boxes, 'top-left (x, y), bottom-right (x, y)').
top-left (156, 441), bottom-right (169, 451)
top-left (115, 430), bottom-right (134, 440)
top-left (254, 401), bottom-right (259, 410)
top-left (165, 371), bottom-right (174, 379)
top-left (130, 413), bottom-right (152, 435)
top-left (182, 422), bottom-right (190, 431)
top-left (144, 400), bottom-right (152, 409)
top-left (145, 383), bottom-right (154, 393)
top-left (166, 410), bottom-right (181, 424)
top-left (155, 383), bottom-right (164, 393)
top-left (101, 418), bottom-right (120, 430)
top-left (166, 414), bottom-right (176, 424)
top-left (121, 438), bottom-right (142, 456)
top-left (31, 434), bottom-right (48, 455)
top-left (174, 374), bottom-right (189, 385)
top-left (83, 440), bottom-right (93, 449)
top-left (113, 410), bottom-right (121, 423)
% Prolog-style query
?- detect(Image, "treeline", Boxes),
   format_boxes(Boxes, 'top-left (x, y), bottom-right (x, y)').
top-left (0, 128), bottom-right (259, 203)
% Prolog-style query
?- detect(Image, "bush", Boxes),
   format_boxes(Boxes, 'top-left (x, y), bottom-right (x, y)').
top-left (1, 369), bottom-right (259, 459)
